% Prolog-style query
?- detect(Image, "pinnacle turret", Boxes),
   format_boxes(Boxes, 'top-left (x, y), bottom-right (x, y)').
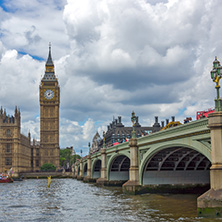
top-left (42, 43), bottom-right (56, 81)
top-left (46, 43), bottom-right (54, 66)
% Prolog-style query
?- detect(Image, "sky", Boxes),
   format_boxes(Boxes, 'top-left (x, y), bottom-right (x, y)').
top-left (0, 0), bottom-right (220, 155)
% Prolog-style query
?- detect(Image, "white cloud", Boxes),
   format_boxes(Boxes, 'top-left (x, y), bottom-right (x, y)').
top-left (22, 117), bottom-right (40, 141)
top-left (0, 47), bottom-right (42, 111)
top-left (0, 0), bottom-right (222, 155)
top-left (1, 0), bottom-right (68, 59)
top-left (82, 118), bottom-right (95, 140)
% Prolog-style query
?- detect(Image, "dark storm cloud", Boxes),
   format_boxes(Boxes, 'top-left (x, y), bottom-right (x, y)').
top-left (74, 60), bottom-right (194, 90)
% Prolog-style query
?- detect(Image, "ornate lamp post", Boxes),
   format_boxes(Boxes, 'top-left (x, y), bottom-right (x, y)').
top-left (211, 56), bottom-right (222, 111)
top-left (88, 142), bottom-right (91, 154)
top-left (131, 111), bottom-right (137, 138)
top-left (197, 57), bottom-right (222, 217)
top-left (96, 131), bottom-right (107, 185)
top-left (122, 111), bottom-right (141, 194)
top-left (103, 131), bottom-right (106, 148)
top-left (80, 149), bottom-right (82, 158)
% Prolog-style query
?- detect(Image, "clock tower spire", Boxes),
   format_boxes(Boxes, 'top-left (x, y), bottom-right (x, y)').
top-left (43, 43), bottom-right (56, 81)
top-left (46, 42), bottom-right (53, 65)
top-left (39, 43), bottom-right (60, 168)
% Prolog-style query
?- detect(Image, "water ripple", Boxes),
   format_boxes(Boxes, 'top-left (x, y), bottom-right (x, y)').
top-left (0, 179), bottom-right (215, 222)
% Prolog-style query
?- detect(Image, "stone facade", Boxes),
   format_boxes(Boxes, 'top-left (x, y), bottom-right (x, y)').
top-left (0, 46), bottom-right (60, 174)
top-left (0, 107), bottom-right (40, 175)
top-left (91, 116), bottom-right (163, 152)
top-left (31, 139), bottom-right (41, 172)
top-left (39, 45), bottom-right (60, 168)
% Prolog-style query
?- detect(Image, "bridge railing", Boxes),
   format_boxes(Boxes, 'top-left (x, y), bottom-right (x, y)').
top-left (137, 118), bottom-right (209, 148)
top-left (88, 118), bottom-right (209, 161)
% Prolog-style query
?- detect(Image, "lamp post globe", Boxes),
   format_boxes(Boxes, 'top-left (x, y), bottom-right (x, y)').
top-left (211, 56), bottom-right (222, 111)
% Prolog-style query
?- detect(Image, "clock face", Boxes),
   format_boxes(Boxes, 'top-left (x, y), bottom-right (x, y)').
top-left (44, 89), bottom-right (54, 100)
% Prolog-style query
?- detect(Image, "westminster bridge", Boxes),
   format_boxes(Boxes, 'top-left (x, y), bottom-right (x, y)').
top-left (73, 57), bottom-right (222, 218)
top-left (74, 110), bottom-right (222, 217)
top-left (74, 117), bottom-right (211, 192)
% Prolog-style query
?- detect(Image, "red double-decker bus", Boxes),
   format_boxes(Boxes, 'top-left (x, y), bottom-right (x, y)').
top-left (196, 108), bottom-right (215, 120)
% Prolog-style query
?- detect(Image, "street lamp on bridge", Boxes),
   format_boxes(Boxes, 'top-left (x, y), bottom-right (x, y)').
top-left (88, 142), bottom-right (91, 154)
top-left (103, 131), bottom-right (106, 148)
top-left (131, 111), bottom-right (136, 139)
top-left (211, 56), bottom-right (222, 111)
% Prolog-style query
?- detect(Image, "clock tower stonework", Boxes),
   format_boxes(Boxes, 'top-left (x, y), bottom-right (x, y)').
top-left (39, 45), bottom-right (60, 168)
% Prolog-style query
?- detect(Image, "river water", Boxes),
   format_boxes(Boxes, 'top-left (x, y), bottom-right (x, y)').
top-left (0, 179), bottom-right (221, 222)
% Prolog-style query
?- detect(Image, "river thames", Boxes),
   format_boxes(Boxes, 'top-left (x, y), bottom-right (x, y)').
top-left (0, 179), bottom-right (221, 222)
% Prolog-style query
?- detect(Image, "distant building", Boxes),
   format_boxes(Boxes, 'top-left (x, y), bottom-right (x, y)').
top-left (91, 115), bottom-right (163, 152)
top-left (66, 146), bottom-right (75, 155)
top-left (91, 132), bottom-right (102, 153)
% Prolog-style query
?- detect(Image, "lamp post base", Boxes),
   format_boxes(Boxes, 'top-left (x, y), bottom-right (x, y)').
top-left (215, 99), bottom-right (222, 112)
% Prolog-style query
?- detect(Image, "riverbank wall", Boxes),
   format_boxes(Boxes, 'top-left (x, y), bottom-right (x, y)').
top-left (17, 172), bottom-right (73, 179)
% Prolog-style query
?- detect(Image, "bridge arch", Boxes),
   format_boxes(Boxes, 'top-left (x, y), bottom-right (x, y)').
top-left (92, 158), bottom-right (101, 179)
top-left (140, 143), bottom-right (211, 185)
top-left (77, 166), bottom-right (80, 176)
top-left (83, 162), bottom-right (87, 177)
top-left (107, 153), bottom-right (130, 181)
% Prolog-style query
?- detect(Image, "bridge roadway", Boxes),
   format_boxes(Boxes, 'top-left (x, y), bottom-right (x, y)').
top-left (74, 118), bottom-right (211, 193)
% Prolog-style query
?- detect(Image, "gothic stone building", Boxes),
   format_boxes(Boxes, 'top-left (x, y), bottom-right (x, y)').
top-left (0, 108), bottom-right (40, 175)
top-left (0, 46), bottom-right (60, 174)
top-left (39, 45), bottom-right (60, 168)
top-left (91, 116), bottom-right (163, 152)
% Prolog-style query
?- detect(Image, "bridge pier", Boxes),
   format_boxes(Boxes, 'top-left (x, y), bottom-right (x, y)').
top-left (97, 148), bottom-right (108, 185)
top-left (122, 137), bottom-right (141, 194)
top-left (77, 159), bottom-right (83, 180)
top-left (83, 155), bottom-right (96, 182)
top-left (73, 164), bottom-right (77, 178)
top-left (198, 112), bottom-right (222, 217)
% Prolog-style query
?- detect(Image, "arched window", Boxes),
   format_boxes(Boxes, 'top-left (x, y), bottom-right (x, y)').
top-left (6, 144), bottom-right (12, 153)
top-left (5, 157), bottom-right (12, 165)
top-left (6, 129), bottom-right (11, 136)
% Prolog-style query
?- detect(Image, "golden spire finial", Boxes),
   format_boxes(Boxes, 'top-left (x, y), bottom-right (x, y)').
top-left (45, 42), bottom-right (54, 73)
top-left (103, 131), bottom-right (106, 149)
top-left (103, 131), bottom-right (105, 142)
top-left (131, 111), bottom-right (136, 127)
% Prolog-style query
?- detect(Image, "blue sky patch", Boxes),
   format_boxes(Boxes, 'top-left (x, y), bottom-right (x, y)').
top-left (178, 108), bottom-right (187, 116)
top-left (0, 0), bottom-right (15, 13)
top-left (18, 51), bottom-right (44, 61)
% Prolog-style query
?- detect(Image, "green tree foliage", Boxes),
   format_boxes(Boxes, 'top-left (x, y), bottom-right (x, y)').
top-left (40, 163), bottom-right (56, 172)
top-left (59, 148), bottom-right (81, 169)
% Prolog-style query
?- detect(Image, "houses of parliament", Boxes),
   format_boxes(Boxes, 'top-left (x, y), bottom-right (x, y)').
top-left (0, 46), bottom-right (60, 175)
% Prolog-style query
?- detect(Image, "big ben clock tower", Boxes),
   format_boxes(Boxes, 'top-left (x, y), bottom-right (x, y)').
top-left (39, 44), bottom-right (60, 168)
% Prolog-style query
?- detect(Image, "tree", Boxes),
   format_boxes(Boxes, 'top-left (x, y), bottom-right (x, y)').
top-left (40, 163), bottom-right (56, 172)
top-left (60, 157), bottom-right (66, 167)
top-left (60, 148), bottom-right (81, 169)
